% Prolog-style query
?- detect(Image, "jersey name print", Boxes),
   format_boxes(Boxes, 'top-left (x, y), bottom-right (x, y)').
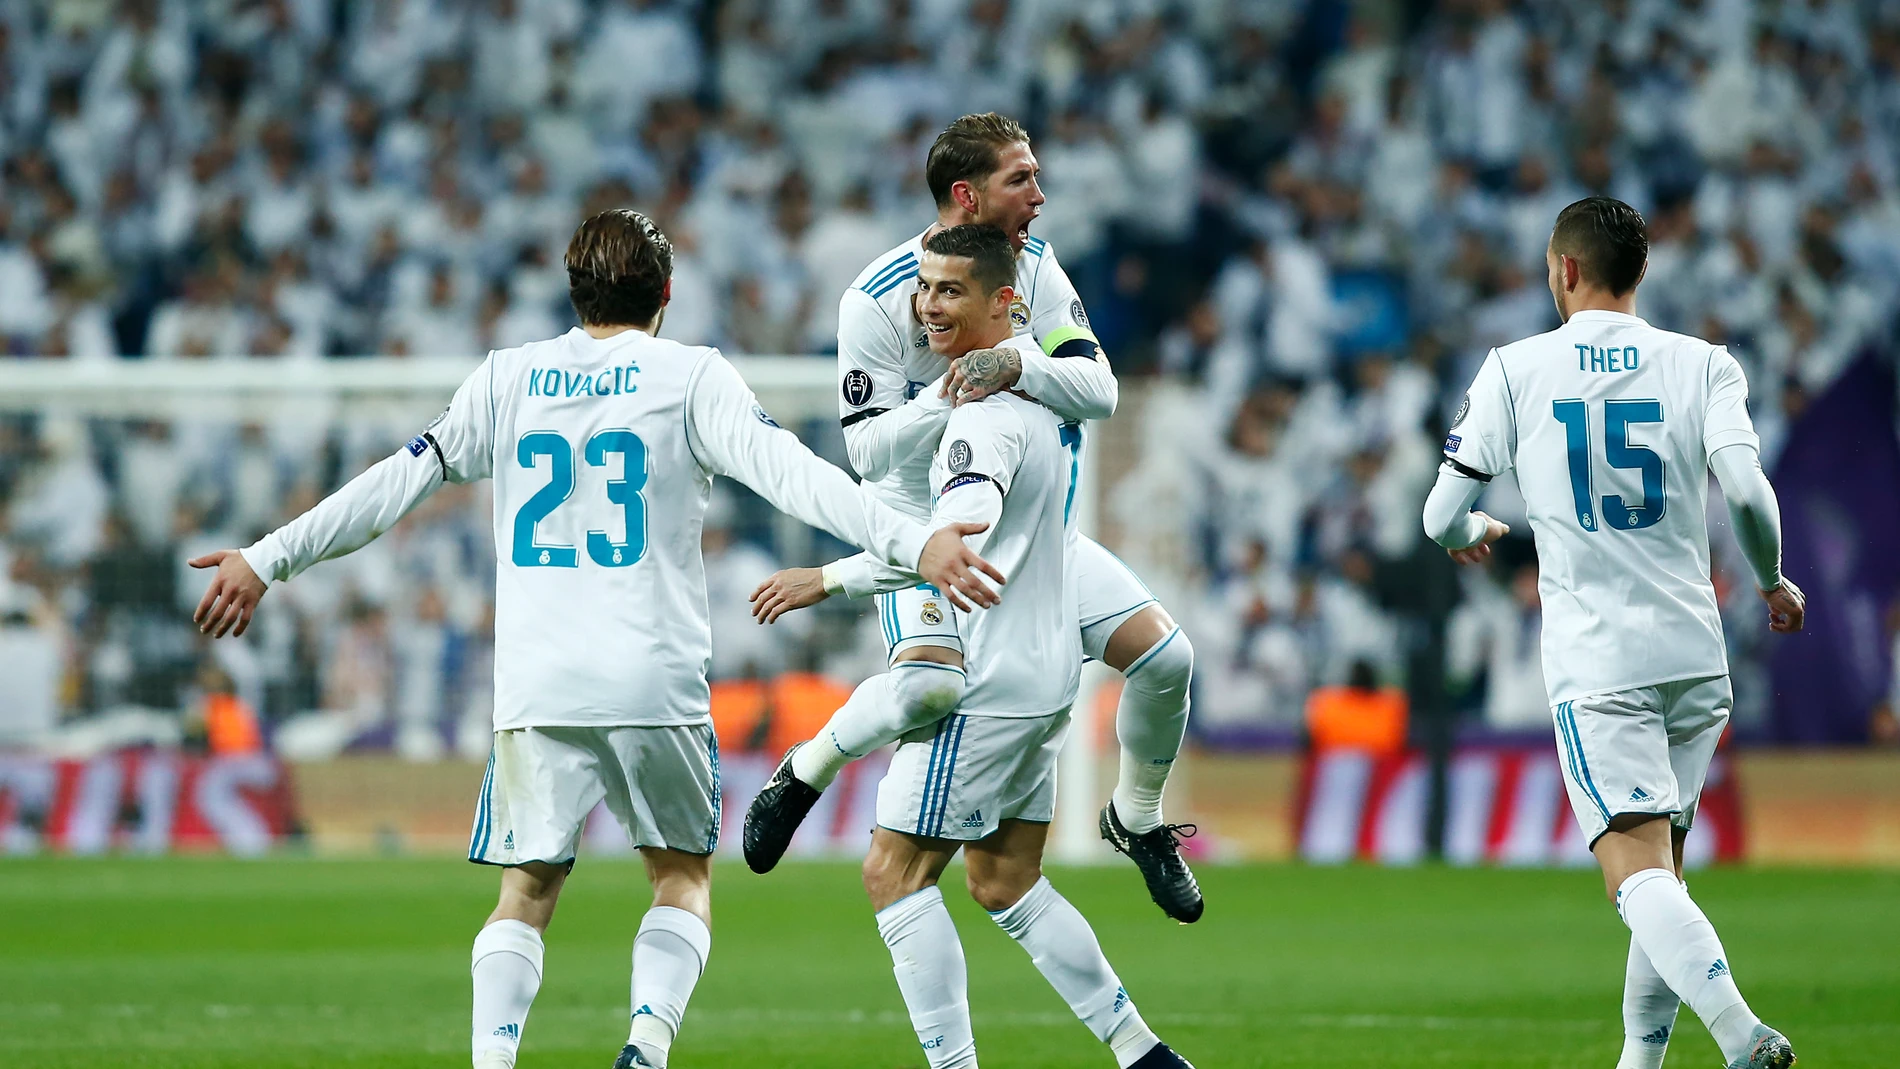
top-left (1452, 310), bottom-right (1759, 705)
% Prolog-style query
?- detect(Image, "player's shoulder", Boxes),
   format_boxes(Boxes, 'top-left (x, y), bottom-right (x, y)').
top-left (849, 233), bottom-right (926, 298)
top-left (1022, 234), bottom-right (1051, 261)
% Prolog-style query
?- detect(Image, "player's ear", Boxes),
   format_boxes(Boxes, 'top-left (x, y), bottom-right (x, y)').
top-left (993, 284), bottom-right (1014, 318)
top-left (1563, 255), bottom-right (1582, 292)
top-left (952, 179), bottom-right (979, 216)
top-left (660, 278), bottom-right (673, 307)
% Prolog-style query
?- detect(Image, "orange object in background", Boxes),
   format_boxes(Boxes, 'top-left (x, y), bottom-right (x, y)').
top-left (1304, 681), bottom-right (1409, 756)
top-left (710, 673), bottom-right (855, 756)
top-left (203, 692), bottom-right (263, 755)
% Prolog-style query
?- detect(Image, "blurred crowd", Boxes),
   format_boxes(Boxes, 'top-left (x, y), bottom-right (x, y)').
top-left (2, 0), bottom-right (1899, 752)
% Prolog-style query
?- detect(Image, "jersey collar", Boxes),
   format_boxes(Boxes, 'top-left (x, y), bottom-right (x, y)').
top-left (1564, 309), bottom-right (1648, 327)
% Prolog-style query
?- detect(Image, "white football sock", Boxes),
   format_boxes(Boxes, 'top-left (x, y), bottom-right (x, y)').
top-left (1617, 869), bottom-right (1759, 1064)
top-left (793, 663), bottom-right (966, 789)
top-left (989, 877), bottom-right (1156, 1066)
top-left (627, 906), bottom-right (711, 1067)
top-left (877, 886), bottom-right (977, 1069)
top-left (471, 919), bottom-right (543, 1067)
top-left (1617, 932), bottom-right (1679, 1069)
top-left (1111, 628), bottom-right (1192, 834)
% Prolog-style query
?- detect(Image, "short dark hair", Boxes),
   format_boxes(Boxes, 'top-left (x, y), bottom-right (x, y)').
top-left (565, 208), bottom-right (673, 326)
top-left (923, 224), bottom-right (1018, 295)
top-left (925, 113), bottom-right (1030, 209)
top-left (1550, 196), bottom-right (1648, 295)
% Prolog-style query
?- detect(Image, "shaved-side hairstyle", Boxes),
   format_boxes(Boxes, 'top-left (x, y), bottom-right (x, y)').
top-left (1551, 196), bottom-right (1649, 296)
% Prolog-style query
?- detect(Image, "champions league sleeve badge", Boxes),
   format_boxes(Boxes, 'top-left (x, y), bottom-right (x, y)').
top-left (948, 439), bottom-right (973, 473)
top-left (842, 368), bottom-right (874, 408)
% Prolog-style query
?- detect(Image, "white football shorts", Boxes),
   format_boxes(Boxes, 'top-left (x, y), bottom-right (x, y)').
top-left (875, 711), bottom-right (1071, 841)
top-left (871, 535), bottom-right (1156, 663)
top-left (1552, 674), bottom-right (1731, 847)
top-left (468, 724), bottom-right (721, 866)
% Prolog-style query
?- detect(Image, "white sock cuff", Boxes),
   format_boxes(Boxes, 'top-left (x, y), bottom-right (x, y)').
top-left (474, 919), bottom-right (545, 979)
top-left (987, 876), bottom-right (1055, 936)
top-left (1616, 868), bottom-right (1681, 925)
top-left (637, 906), bottom-right (710, 974)
top-left (876, 884), bottom-right (947, 934)
top-left (1123, 627), bottom-right (1191, 685)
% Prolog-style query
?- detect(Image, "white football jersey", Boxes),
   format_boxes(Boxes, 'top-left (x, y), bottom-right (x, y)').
top-left (837, 230), bottom-right (1101, 517)
top-left (930, 389), bottom-right (1081, 717)
top-left (1448, 309), bottom-right (1760, 705)
top-left (242, 328), bottom-right (936, 731)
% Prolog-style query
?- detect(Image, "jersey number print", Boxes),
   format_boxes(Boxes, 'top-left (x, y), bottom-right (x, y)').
top-left (1550, 399), bottom-right (1666, 532)
top-left (512, 430), bottom-right (649, 568)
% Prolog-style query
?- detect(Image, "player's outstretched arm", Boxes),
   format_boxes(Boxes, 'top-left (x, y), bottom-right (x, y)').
top-left (190, 358), bottom-right (496, 639)
top-left (1711, 443), bottom-right (1804, 633)
top-left (687, 352), bottom-right (1005, 611)
top-left (1423, 461), bottom-right (1509, 563)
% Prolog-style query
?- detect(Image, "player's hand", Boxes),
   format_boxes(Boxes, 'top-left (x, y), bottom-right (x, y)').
top-left (1446, 512), bottom-right (1510, 565)
top-left (189, 549), bottom-right (266, 638)
top-left (1760, 576), bottom-right (1805, 634)
top-left (919, 523), bottom-right (1006, 611)
top-left (942, 347), bottom-right (1023, 406)
top-left (750, 567), bottom-right (829, 624)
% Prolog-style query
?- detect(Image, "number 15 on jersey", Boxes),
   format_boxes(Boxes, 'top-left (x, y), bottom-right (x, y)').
top-left (1551, 399), bottom-right (1667, 532)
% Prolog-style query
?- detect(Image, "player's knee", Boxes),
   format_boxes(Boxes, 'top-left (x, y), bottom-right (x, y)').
top-left (965, 866), bottom-right (1038, 913)
top-left (891, 662), bottom-right (967, 725)
top-left (1126, 628), bottom-right (1193, 698)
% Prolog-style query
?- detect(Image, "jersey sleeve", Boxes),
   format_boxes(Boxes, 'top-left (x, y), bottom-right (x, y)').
top-left (238, 356), bottom-right (496, 585)
top-left (687, 350), bottom-right (932, 572)
top-left (837, 287), bottom-right (954, 480)
top-left (935, 398), bottom-right (1028, 498)
top-left (1703, 345), bottom-right (1760, 456)
top-left (1443, 348), bottom-right (1515, 479)
top-left (1018, 245), bottom-right (1117, 422)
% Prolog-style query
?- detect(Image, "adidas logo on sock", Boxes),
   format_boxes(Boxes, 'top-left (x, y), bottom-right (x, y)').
top-left (1640, 1025), bottom-right (1672, 1045)
top-left (1707, 959), bottom-right (1729, 980)
top-left (960, 809), bottom-right (984, 828)
top-left (1628, 787), bottom-right (1652, 802)
top-left (633, 1004), bottom-right (654, 1018)
top-left (492, 1023), bottom-right (520, 1039)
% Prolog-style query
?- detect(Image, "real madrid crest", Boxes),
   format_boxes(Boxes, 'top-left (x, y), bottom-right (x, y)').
top-left (1009, 298), bottom-right (1030, 331)
top-left (920, 601), bottom-right (944, 625)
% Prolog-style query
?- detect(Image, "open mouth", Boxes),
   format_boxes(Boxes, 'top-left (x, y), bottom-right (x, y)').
top-left (924, 321), bottom-right (952, 336)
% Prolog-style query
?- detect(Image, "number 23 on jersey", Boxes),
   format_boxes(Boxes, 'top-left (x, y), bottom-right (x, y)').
top-left (512, 429), bottom-right (649, 568)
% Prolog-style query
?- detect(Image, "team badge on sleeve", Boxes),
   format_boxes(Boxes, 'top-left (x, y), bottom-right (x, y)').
top-left (948, 439), bottom-right (972, 473)
top-left (1070, 299), bottom-right (1089, 329)
top-left (752, 403), bottom-right (780, 428)
top-left (842, 369), bottom-right (874, 408)
top-left (1009, 299), bottom-right (1030, 330)
top-left (1454, 393), bottom-right (1470, 427)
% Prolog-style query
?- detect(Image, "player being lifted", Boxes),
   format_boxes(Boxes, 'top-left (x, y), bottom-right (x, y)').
top-left (743, 113), bottom-right (1201, 922)
top-left (1424, 197), bottom-right (1801, 1069)
top-left (188, 209), bottom-right (1006, 1069)
top-left (856, 224), bottom-right (1195, 1069)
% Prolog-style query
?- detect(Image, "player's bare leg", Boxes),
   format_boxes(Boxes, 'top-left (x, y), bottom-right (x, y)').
top-left (968, 820), bottom-right (1195, 1068)
top-left (1596, 815), bottom-right (1793, 1069)
top-left (1095, 605), bottom-right (1203, 922)
top-left (863, 828), bottom-right (975, 1069)
top-left (744, 642), bottom-right (967, 873)
top-left (472, 862), bottom-right (565, 1068)
top-left (615, 848), bottom-right (714, 1069)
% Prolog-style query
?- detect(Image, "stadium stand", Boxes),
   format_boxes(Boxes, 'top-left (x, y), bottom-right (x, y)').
top-left (0, 0), bottom-right (1896, 756)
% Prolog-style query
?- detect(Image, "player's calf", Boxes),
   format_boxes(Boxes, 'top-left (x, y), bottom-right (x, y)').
top-left (744, 657), bottom-right (967, 874)
top-left (472, 863), bottom-right (564, 1068)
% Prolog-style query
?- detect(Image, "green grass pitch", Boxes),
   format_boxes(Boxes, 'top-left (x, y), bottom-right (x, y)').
top-left (3, 858), bottom-right (1894, 1068)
